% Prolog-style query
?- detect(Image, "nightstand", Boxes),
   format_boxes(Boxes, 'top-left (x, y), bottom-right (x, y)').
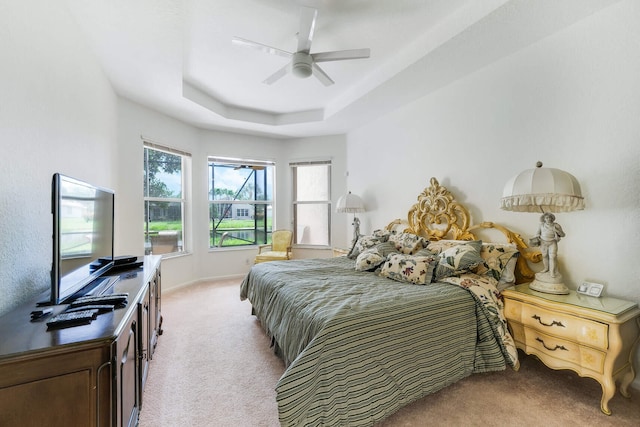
top-left (502, 284), bottom-right (640, 415)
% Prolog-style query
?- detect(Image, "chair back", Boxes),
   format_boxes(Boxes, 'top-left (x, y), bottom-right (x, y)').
top-left (271, 230), bottom-right (293, 252)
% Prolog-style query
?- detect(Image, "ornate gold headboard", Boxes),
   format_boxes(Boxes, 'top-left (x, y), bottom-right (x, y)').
top-left (386, 177), bottom-right (540, 284)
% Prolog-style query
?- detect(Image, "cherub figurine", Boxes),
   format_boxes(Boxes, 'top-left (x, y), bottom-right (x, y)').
top-left (351, 216), bottom-right (361, 246)
top-left (534, 212), bottom-right (566, 278)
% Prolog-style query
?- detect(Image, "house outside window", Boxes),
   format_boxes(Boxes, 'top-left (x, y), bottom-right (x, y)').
top-left (208, 157), bottom-right (274, 248)
top-left (291, 161), bottom-right (331, 246)
top-left (144, 143), bottom-right (190, 256)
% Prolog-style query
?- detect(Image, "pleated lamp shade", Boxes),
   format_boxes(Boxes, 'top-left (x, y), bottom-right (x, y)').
top-left (500, 162), bottom-right (585, 213)
top-left (336, 192), bottom-right (365, 213)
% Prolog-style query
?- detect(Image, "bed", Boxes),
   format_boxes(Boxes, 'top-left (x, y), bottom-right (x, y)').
top-left (240, 178), bottom-right (538, 427)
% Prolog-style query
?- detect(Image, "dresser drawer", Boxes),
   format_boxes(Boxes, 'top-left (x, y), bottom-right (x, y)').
top-left (525, 327), bottom-right (606, 373)
top-left (505, 300), bottom-right (608, 350)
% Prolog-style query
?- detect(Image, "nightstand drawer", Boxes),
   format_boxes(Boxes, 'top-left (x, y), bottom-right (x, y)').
top-left (525, 327), bottom-right (606, 373)
top-left (507, 300), bottom-right (608, 350)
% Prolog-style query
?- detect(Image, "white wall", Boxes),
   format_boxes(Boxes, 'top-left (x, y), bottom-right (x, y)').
top-left (283, 135), bottom-right (350, 254)
top-left (0, 1), bottom-right (118, 316)
top-left (346, 0), bottom-right (640, 386)
top-left (115, 103), bottom-right (348, 290)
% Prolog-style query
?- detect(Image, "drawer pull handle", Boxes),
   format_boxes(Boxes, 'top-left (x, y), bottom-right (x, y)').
top-left (532, 314), bottom-right (565, 328)
top-left (536, 337), bottom-right (568, 352)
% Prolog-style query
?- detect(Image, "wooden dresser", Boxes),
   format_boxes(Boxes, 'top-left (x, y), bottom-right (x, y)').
top-left (0, 255), bottom-right (161, 427)
top-left (502, 284), bottom-right (640, 415)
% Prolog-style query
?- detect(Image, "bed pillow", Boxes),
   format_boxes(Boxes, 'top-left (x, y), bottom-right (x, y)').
top-left (355, 247), bottom-right (386, 271)
top-left (348, 233), bottom-right (387, 259)
top-left (426, 239), bottom-right (482, 254)
top-left (474, 243), bottom-right (520, 283)
top-left (372, 228), bottom-right (391, 240)
top-left (378, 253), bottom-right (437, 285)
top-left (374, 241), bottom-right (401, 257)
top-left (433, 243), bottom-right (484, 280)
top-left (388, 232), bottom-right (428, 255)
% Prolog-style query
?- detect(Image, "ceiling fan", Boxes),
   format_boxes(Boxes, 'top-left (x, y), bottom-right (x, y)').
top-left (232, 6), bottom-right (370, 86)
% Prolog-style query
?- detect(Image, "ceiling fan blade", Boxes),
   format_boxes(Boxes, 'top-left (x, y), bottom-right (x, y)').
top-left (312, 48), bottom-right (371, 63)
top-left (297, 7), bottom-right (318, 53)
top-left (311, 63), bottom-right (334, 86)
top-left (263, 63), bottom-right (292, 85)
top-left (232, 36), bottom-right (292, 58)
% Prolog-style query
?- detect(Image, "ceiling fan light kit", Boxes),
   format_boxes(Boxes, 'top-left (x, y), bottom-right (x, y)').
top-left (232, 6), bottom-right (370, 86)
top-left (292, 52), bottom-right (313, 78)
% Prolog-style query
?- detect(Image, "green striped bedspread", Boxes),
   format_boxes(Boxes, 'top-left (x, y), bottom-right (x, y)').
top-left (240, 257), bottom-right (512, 427)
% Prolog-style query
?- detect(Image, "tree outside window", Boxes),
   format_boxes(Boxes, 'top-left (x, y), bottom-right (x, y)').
top-left (208, 158), bottom-right (274, 248)
top-left (144, 144), bottom-right (189, 255)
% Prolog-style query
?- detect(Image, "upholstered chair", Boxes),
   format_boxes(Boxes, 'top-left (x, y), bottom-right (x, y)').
top-left (254, 230), bottom-right (293, 263)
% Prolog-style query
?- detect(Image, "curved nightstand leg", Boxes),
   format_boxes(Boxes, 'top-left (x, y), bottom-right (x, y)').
top-left (621, 319), bottom-right (640, 398)
top-left (619, 365), bottom-right (635, 398)
top-left (600, 378), bottom-right (615, 415)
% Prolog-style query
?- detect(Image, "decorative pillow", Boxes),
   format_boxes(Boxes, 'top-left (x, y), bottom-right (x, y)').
top-left (378, 253), bottom-right (437, 285)
top-left (433, 243), bottom-right (484, 280)
top-left (373, 241), bottom-right (401, 257)
top-left (388, 232), bottom-right (428, 254)
top-left (372, 229), bottom-right (391, 240)
top-left (414, 247), bottom-right (436, 257)
top-left (474, 243), bottom-right (520, 282)
top-left (427, 239), bottom-right (482, 254)
top-left (355, 247), bottom-right (386, 271)
top-left (348, 234), bottom-right (387, 259)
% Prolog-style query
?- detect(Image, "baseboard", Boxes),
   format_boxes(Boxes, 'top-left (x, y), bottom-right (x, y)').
top-left (163, 274), bottom-right (247, 295)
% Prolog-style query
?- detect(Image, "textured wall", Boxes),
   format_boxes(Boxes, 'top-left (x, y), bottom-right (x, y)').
top-left (0, 2), bottom-right (117, 316)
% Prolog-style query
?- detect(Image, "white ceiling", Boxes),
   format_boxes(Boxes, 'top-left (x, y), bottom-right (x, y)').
top-left (65, 0), bottom-right (620, 139)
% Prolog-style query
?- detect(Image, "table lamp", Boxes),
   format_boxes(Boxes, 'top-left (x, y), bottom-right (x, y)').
top-left (500, 161), bottom-right (585, 294)
top-left (336, 191), bottom-right (365, 248)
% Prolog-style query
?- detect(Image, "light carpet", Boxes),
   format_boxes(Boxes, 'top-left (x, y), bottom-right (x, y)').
top-left (138, 279), bottom-right (640, 426)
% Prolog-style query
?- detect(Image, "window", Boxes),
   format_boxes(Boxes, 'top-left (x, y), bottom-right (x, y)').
top-left (143, 143), bottom-right (190, 256)
top-left (291, 161), bottom-right (331, 246)
top-left (208, 157), bottom-right (274, 248)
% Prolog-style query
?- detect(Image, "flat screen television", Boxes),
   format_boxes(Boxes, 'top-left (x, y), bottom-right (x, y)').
top-left (51, 173), bottom-right (115, 305)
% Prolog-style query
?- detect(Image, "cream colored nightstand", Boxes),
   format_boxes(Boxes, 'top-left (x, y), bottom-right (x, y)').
top-left (502, 284), bottom-right (640, 415)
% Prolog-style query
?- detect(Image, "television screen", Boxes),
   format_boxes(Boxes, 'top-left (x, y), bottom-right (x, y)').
top-left (51, 174), bottom-right (115, 304)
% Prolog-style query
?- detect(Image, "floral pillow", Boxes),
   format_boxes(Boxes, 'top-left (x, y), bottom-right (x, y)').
top-left (433, 243), bottom-right (484, 280)
top-left (427, 239), bottom-right (482, 254)
top-left (378, 253), bottom-right (437, 285)
top-left (374, 241), bottom-right (401, 257)
top-left (355, 247), bottom-right (386, 271)
top-left (388, 232), bottom-right (428, 255)
top-left (348, 233), bottom-right (389, 259)
top-left (474, 243), bottom-right (520, 283)
top-left (372, 228), bottom-right (391, 240)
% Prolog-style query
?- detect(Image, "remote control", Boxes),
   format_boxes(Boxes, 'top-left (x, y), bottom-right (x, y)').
top-left (65, 304), bottom-right (114, 314)
top-left (69, 294), bottom-right (128, 309)
top-left (30, 308), bottom-right (53, 320)
top-left (46, 310), bottom-right (98, 329)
